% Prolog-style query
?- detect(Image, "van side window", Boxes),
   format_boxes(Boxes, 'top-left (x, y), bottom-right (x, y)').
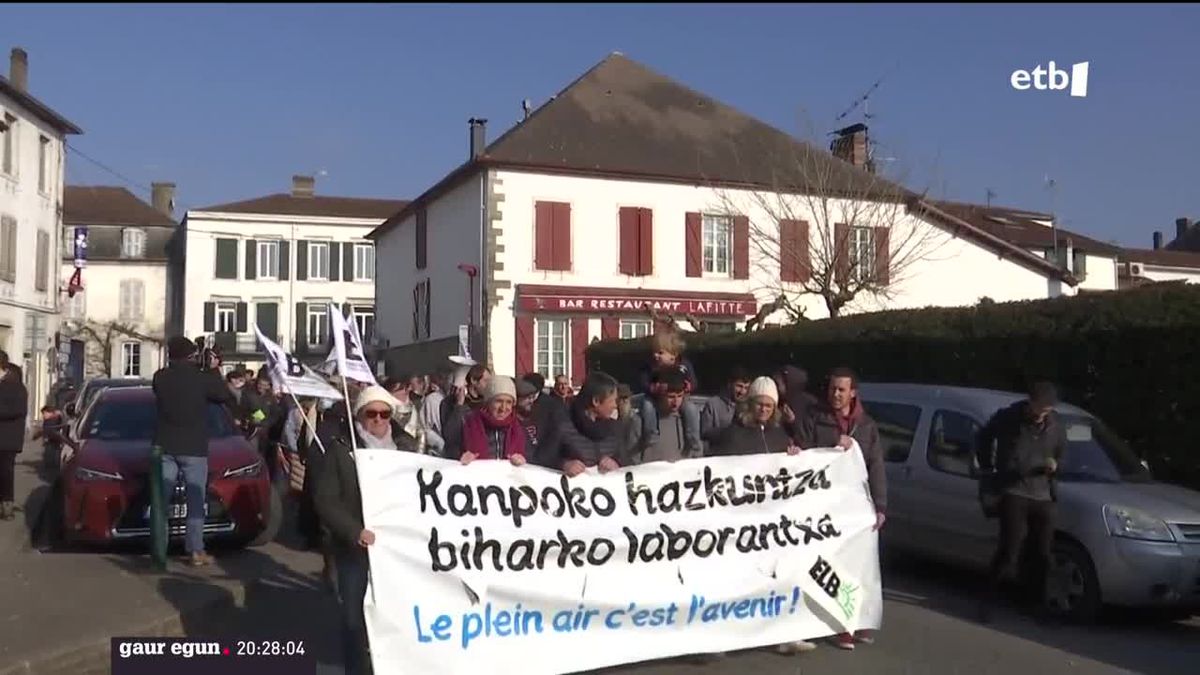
top-left (928, 410), bottom-right (980, 477)
top-left (862, 401), bottom-right (922, 463)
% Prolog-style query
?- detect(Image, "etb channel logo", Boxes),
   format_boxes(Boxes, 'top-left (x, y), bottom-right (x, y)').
top-left (1010, 61), bottom-right (1090, 98)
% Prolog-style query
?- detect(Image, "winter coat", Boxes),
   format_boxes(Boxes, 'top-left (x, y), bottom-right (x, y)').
top-left (151, 361), bottom-right (236, 457)
top-left (709, 417), bottom-right (794, 457)
top-left (796, 400), bottom-right (888, 514)
top-left (0, 365), bottom-right (28, 453)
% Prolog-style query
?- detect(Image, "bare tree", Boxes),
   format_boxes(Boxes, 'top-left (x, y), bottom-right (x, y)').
top-left (65, 320), bottom-right (164, 377)
top-left (712, 129), bottom-right (946, 319)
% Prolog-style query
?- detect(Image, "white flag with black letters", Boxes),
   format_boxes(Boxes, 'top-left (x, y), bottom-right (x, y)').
top-left (255, 324), bottom-right (344, 400)
top-left (328, 303), bottom-right (380, 387)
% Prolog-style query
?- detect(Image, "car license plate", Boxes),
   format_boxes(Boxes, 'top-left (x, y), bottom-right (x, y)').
top-left (143, 504), bottom-right (206, 520)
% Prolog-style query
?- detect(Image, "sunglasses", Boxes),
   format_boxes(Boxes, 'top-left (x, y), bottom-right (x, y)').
top-left (361, 409), bottom-right (391, 420)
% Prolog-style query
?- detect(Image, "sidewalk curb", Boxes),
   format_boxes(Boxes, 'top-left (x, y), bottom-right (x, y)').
top-left (0, 575), bottom-right (250, 675)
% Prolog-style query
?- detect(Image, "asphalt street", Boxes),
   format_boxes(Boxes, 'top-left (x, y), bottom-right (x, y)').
top-left (182, 540), bottom-right (1200, 675)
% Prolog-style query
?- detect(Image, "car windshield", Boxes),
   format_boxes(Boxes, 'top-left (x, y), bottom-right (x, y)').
top-left (80, 380), bottom-right (148, 412)
top-left (82, 399), bottom-right (237, 441)
top-left (1057, 414), bottom-right (1152, 483)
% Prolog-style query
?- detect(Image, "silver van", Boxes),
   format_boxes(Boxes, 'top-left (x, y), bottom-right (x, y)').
top-left (858, 382), bottom-right (1200, 621)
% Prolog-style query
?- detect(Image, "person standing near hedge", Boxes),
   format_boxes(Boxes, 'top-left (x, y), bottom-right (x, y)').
top-left (975, 381), bottom-right (1066, 623)
top-left (796, 366), bottom-right (886, 651)
top-left (699, 367), bottom-right (751, 446)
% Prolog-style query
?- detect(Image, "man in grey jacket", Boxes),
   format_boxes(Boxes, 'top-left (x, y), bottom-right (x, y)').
top-left (699, 367), bottom-right (751, 446)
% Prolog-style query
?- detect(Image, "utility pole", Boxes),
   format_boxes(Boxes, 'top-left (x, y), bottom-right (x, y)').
top-left (1046, 176), bottom-right (1060, 265)
top-left (986, 188), bottom-right (996, 207)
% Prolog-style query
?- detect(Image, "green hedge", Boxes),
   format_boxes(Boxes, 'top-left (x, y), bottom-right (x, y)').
top-left (586, 284), bottom-right (1200, 489)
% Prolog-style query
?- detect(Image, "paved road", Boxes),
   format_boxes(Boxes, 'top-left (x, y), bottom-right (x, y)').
top-left (6, 452), bottom-right (1197, 675)
top-left (175, 539), bottom-right (1200, 675)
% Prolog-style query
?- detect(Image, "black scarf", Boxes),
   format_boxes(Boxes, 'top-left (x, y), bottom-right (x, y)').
top-left (570, 399), bottom-right (617, 441)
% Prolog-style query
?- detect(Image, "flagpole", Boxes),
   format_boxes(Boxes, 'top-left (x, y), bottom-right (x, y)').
top-left (287, 390), bottom-right (327, 455)
top-left (342, 376), bottom-right (359, 453)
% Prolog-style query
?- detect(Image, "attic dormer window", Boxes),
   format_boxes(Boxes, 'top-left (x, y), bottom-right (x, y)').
top-left (121, 228), bottom-right (146, 258)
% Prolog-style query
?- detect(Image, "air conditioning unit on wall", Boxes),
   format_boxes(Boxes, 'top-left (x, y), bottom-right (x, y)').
top-left (1128, 262), bottom-right (1145, 277)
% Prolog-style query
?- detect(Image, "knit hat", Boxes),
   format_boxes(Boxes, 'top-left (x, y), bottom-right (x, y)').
top-left (353, 385), bottom-right (399, 416)
top-left (484, 376), bottom-right (517, 402)
top-left (747, 376), bottom-right (779, 405)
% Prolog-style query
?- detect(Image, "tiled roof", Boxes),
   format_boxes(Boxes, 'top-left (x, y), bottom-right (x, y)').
top-left (0, 73), bottom-right (82, 135)
top-left (64, 186), bottom-right (176, 228)
top-left (195, 194), bottom-right (408, 220)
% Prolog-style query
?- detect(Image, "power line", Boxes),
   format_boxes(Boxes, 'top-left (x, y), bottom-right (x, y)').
top-left (65, 143), bottom-right (153, 196)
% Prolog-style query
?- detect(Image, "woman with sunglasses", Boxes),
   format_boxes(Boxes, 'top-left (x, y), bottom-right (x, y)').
top-left (458, 376), bottom-right (529, 466)
top-left (313, 384), bottom-right (415, 675)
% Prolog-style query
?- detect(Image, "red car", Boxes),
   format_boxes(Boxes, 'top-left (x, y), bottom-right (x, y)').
top-left (57, 386), bottom-right (281, 548)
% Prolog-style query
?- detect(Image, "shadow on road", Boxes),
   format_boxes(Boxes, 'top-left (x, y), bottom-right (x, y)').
top-left (879, 549), bottom-right (1200, 675)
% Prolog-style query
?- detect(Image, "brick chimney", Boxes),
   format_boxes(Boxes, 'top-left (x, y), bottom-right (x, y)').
top-left (1153, 231), bottom-right (1163, 250)
top-left (9, 48), bottom-right (28, 92)
top-left (1177, 217), bottom-right (1193, 240)
top-left (831, 123), bottom-right (871, 172)
top-left (292, 175), bottom-right (315, 198)
top-left (469, 118), bottom-right (487, 160)
top-left (151, 182), bottom-right (176, 217)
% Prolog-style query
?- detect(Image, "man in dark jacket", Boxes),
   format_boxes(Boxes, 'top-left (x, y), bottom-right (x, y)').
top-left (0, 351), bottom-right (27, 520)
top-left (777, 365), bottom-right (819, 437)
top-left (518, 373), bottom-right (566, 468)
top-left (152, 337), bottom-right (237, 566)
top-left (699, 367), bottom-right (751, 445)
top-left (553, 372), bottom-right (626, 477)
top-left (795, 366), bottom-right (885, 651)
top-left (975, 381), bottom-right (1067, 622)
top-left (440, 364), bottom-right (490, 456)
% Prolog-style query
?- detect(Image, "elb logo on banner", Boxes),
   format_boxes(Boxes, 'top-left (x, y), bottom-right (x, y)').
top-left (1010, 61), bottom-right (1089, 98)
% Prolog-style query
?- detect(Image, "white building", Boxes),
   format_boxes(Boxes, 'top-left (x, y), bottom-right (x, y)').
top-left (0, 47), bottom-right (81, 410)
top-left (368, 53), bottom-right (1120, 385)
top-left (60, 184), bottom-right (177, 380)
top-left (168, 176), bottom-right (405, 371)
top-left (1116, 218), bottom-right (1200, 287)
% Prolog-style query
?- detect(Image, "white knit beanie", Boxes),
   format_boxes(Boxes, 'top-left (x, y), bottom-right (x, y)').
top-left (747, 376), bottom-right (779, 405)
top-left (353, 385), bottom-right (399, 416)
top-left (484, 376), bottom-right (517, 402)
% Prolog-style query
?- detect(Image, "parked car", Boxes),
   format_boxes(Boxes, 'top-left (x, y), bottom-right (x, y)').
top-left (56, 386), bottom-right (280, 548)
top-left (67, 377), bottom-right (152, 420)
top-left (858, 382), bottom-right (1200, 621)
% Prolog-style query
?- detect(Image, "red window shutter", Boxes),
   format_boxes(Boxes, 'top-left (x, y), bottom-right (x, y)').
top-left (600, 317), bottom-right (619, 340)
top-left (873, 226), bottom-right (891, 285)
top-left (571, 317), bottom-right (589, 386)
top-left (618, 207), bottom-right (639, 275)
top-left (685, 212), bottom-right (702, 277)
top-left (638, 208), bottom-right (654, 275)
top-left (797, 220), bottom-right (812, 283)
top-left (835, 222), bottom-right (851, 286)
top-left (515, 315), bottom-right (534, 375)
top-left (534, 202), bottom-right (554, 271)
top-left (552, 202), bottom-right (572, 271)
top-left (733, 215), bottom-right (750, 279)
top-left (779, 219), bottom-right (799, 282)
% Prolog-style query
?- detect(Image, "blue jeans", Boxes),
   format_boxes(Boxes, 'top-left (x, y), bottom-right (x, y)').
top-left (160, 455), bottom-right (208, 555)
top-left (336, 548), bottom-right (372, 675)
top-left (636, 395), bottom-right (702, 456)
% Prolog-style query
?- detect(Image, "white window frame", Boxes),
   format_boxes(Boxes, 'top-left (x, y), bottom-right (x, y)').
top-left (118, 279), bottom-right (144, 322)
top-left (353, 243), bottom-right (375, 282)
top-left (215, 301), bottom-right (237, 333)
top-left (37, 135), bottom-right (49, 194)
top-left (1, 113), bottom-right (16, 178)
top-left (848, 226), bottom-right (875, 281)
top-left (352, 305), bottom-right (375, 340)
top-left (619, 319), bottom-right (652, 340)
top-left (121, 228), bottom-right (146, 259)
top-left (307, 305), bottom-right (329, 347)
top-left (258, 240), bottom-right (280, 280)
top-left (701, 214), bottom-right (733, 277)
top-left (308, 242), bottom-right (330, 281)
top-left (121, 342), bottom-right (142, 378)
top-left (534, 317), bottom-right (570, 381)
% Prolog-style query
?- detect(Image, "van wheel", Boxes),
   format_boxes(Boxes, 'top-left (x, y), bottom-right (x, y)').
top-left (249, 485), bottom-right (283, 547)
top-left (1045, 538), bottom-right (1102, 623)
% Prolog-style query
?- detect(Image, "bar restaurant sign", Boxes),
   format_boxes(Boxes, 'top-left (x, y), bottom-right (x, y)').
top-left (518, 287), bottom-right (757, 317)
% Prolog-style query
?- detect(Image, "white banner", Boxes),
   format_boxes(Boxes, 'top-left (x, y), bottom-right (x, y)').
top-left (254, 324), bottom-right (344, 401)
top-left (329, 304), bottom-right (379, 387)
top-left (357, 446), bottom-right (883, 674)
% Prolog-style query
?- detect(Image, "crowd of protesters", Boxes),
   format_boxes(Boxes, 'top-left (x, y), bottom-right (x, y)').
top-left (8, 327), bottom-right (1064, 675)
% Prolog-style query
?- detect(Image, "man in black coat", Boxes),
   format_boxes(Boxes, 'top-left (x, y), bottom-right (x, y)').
top-left (152, 336), bottom-right (236, 566)
top-left (0, 350), bottom-right (27, 520)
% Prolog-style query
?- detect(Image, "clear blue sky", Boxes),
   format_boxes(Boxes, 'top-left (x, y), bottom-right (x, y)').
top-left (4, 3), bottom-right (1197, 247)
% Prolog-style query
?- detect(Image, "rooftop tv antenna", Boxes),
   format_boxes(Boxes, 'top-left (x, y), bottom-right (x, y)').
top-left (1045, 175), bottom-right (1060, 262)
top-left (986, 188), bottom-right (997, 207)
